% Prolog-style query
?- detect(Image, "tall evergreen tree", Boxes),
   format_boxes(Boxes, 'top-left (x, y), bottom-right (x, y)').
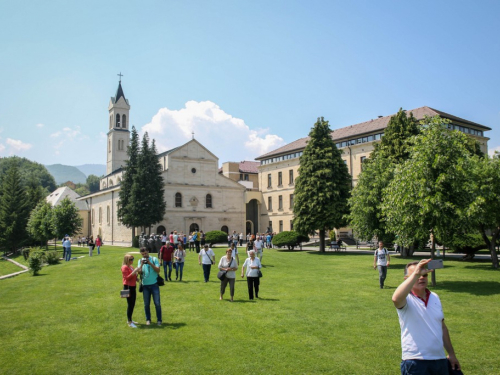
top-left (118, 126), bottom-right (140, 236)
top-left (348, 108), bottom-right (419, 244)
top-left (293, 117), bottom-right (351, 252)
top-left (0, 164), bottom-right (31, 252)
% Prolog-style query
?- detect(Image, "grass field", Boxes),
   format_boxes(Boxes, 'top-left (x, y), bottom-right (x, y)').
top-left (0, 245), bottom-right (499, 374)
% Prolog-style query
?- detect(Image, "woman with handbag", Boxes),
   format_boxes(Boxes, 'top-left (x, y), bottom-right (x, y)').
top-left (241, 250), bottom-right (262, 300)
top-left (121, 254), bottom-right (140, 328)
top-left (174, 243), bottom-right (186, 281)
top-left (218, 248), bottom-right (238, 302)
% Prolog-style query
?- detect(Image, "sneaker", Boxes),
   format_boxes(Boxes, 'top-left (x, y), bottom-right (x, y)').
top-left (128, 322), bottom-right (137, 328)
top-left (157, 321), bottom-right (162, 326)
top-left (146, 320), bottom-right (151, 325)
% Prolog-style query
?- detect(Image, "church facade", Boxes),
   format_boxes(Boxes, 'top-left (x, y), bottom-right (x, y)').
top-left (78, 82), bottom-right (246, 246)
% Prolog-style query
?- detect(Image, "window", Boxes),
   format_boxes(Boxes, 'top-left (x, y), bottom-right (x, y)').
top-left (290, 220), bottom-right (293, 230)
top-left (175, 193), bottom-right (182, 207)
top-left (244, 174), bottom-right (249, 181)
top-left (239, 173), bottom-right (243, 180)
top-left (360, 156), bottom-right (367, 170)
top-left (116, 113), bottom-right (121, 127)
top-left (108, 140), bottom-right (111, 153)
top-left (122, 114), bottom-right (126, 128)
top-left (268, 196), bottom-right (272, 211)
top-left (109, 115), bottom-right (112, 129)
top-left (279, 220), bottom-right (283, 232)
top-left (267, 174), bottom-right (272, 188)
top-left (206, 194), bottom-right (212, 208)
top-left (106, 206), bottom-right (110, 224)
top-left (91, 209), bottom-right (95, 225)
top-left (99, 207), bottom-right (102, 224)
top-left (289, 194), bottom-right (294, 209)
top-left (289, 169), bottom-right (294, 184)
top-left (278, 195), bottom-right (283, 210)
top-left (268, 221), bottom-right (273, 231)
top-left (278, 172), bottom-right (282, 186)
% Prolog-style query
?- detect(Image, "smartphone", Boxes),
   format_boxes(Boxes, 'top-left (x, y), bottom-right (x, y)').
top-left (428, 259), bottom-right (444, 269)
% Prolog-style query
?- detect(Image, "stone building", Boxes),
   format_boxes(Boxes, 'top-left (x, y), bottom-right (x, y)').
top-left (46, 186), bottom-right (89, 237)
top-left (78, 82), bottom-right (246, 246)
top-left (255, 106), bottom-right (491, 236)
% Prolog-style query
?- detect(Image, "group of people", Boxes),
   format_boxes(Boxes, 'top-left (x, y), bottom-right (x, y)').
top-left (161, 230), bottom-right (207, 253)
top-left (61, 234), bottom-right (103, 261)
top-left (120, 236), bottom-right (264, 327)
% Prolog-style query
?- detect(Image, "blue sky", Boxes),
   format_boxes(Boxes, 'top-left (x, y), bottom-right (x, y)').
top-left (1, 0), bottom-right (499, 167)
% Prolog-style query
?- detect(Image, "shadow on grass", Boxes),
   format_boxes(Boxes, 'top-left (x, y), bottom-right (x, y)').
top-left (434, 281), bottom-right (500, 296)
top-left (463, 263), bottom-right (500, 272)
top-left (305, 251), bottom-right (372, 257)
top-left (136, 322), bottom-right (187, 330)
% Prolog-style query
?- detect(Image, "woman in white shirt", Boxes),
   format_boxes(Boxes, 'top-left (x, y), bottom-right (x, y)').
top-left (218, 248), bottom-right (238, 302)
top-left (174, 243), bottom-right (186, 281)
top-left (198, 244), bottom-right (215, 282)
top-left (241, 250), bottom-right (262, 300)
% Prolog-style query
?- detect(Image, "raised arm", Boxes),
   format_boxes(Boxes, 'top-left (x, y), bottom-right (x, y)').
top-left (392, 259), bottom-right (432, 309)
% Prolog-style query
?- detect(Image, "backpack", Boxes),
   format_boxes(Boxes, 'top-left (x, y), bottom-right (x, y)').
top-left (193, 234), bottom-right (198, 241)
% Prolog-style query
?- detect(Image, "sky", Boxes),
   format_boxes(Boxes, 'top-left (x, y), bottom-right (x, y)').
top-left (1, 0), bottom-right (499, 168)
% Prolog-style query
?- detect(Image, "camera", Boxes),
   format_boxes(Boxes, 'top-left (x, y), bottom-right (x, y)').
top-left (142, 259), bottom-right (148, 264)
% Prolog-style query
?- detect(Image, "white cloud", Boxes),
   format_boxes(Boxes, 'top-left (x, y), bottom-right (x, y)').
top-left (6, 138), bottom-right (32, 152)
top-left (488, 145), bottom-right (500, 158)
top-left (36, 123), bottom-right (44, 128)
top-left (0, 144), bottom-right (5, 152)
top-left (142, 101), bottom-right (285, 163)
top-left (50, 126), bottom-right (84, 141)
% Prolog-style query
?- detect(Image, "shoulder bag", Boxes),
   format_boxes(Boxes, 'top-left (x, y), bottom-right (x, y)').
top-left (217, 258), bottom-right (233, 280)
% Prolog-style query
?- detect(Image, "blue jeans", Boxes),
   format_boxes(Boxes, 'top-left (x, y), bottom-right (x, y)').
top-left (142, 283), bottom-right (162, 322)
top-left (175, 262), bottom-right (184, 280)
top-left (65, 248), bottom-right (71, 261)
top-left (202, 263), bottom-right (211, 282)
top-left (400, 359), bottom-right (448, 375)
top-left (97, 246), bottom-right (100, 255)
top-left (163, 261), bottom-right (172, 280)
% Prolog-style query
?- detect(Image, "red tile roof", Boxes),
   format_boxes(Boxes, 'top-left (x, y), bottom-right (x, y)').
top-left (239, 161), bottom-right (260, 174)
top-left (256, 106), bottom-right (490, 160)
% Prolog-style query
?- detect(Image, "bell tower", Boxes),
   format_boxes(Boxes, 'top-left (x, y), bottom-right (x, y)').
top-left (107, 75), bottom-right (130, 175)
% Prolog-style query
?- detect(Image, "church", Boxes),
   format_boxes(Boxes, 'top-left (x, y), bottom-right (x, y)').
top-left (78, 82), bottom-right (248, 246)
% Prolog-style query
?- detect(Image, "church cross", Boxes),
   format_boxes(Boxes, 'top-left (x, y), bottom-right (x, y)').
top-left (117, 72), bottom-right (124, 82)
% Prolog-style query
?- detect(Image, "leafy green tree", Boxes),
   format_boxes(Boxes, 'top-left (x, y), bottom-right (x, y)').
top-left (52, 197), bottom-right (83, 239)
top-left (293, 117), bottom-right (351, 252)
top-left (348, 108), bottom-right (419, 244)
top-left (468, 156), bottom-right (500, 269)
top-left (382, 117), bottom-right (478, 284)
top-left (86, 175), bottom-right (100, 193)
top-left (27, 201), bottom-right (55, 249)
top-left (118, 126), bottom-right (140, 236)
top-left (0, 164), bottom-right (31, 253)
top-left (131, 134), bottom-right (166, 232)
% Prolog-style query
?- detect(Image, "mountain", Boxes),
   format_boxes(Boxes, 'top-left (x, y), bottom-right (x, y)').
top-left (75, 164), bottom-right (106, 178)
top-left (45, 164), bottom-right (88, 184)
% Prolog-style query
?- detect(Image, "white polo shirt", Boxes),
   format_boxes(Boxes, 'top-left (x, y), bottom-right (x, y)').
top-left (397, 290), bottom-right (446, 360)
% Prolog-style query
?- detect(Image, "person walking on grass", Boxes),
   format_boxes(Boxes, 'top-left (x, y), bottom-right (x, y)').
top-left (198, 244), bottom-right (215, 282)
top-left (241, 250), bottom-right (261, 300)
top-left (63, 236), bottom-right (72, 261)
top-left (218, 248), bottom-right (238, 302)
top-left (159, 241), bottom-right (175, 281)
top-left (174, 243), bottom-right (186, 281)
top-left (393, 260), bottom-right (461, 374)
top-left (95, 235), bottom-right (102, 255)
top-left (121, 254), bottom-right (140, 328)
top-left (137, 247), bottom-right (162, 326)
top-left (373, 241), bottom-right (390, 289)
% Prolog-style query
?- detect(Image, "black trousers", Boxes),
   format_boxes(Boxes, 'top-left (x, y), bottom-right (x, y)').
top-left (247, 277), bottom-right (260, 299)
top-left (125, 285), bottom-right (137, 321)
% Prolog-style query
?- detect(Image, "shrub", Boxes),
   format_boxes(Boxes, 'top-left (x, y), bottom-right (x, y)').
top-left (22, 248), bottom-right (31, 260)
top-left (132, 235), bottom-right (139, 248)
top-left (45, 250), bottom-right (60, 265)
top-left (272, 231), bottom-right (307, 250)
top-left (205, 230), bottom-right (228, 246)
top-left (27, 250), bottom-right (44, 276)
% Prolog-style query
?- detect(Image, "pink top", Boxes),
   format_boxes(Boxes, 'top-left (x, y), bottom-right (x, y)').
top-left (121, 265), bottom-right (137, 286)
top-left (95, 237), bottom-right (102, 246)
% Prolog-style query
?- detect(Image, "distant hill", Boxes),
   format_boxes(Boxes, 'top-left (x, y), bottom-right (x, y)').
top-left (45, 164), bottom-right (88, 184)
top-left (75, 164), bottom-right (106, 178)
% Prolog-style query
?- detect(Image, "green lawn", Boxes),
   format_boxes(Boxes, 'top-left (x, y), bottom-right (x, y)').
top-left (0, 246), bottom-right (499, 374)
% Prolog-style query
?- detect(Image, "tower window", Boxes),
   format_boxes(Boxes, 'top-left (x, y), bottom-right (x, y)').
top-left (116, 114), bottom-right (121, 127)
top-left (206, 194), bottom-right (212, 208)
top-left (175, 193), bottom-right (182, 207)
top-left (109, 115), bottom-right (112, 129)
top-left (122, 114), bottom-right (126, 128)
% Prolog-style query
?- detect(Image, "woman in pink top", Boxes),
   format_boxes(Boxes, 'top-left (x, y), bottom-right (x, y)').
top-left (95, 235), bottom-right (102, 255)
top-left (121, 254), bottom-right (140, 328)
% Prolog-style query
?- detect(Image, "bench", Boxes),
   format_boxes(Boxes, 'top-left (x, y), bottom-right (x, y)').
top-left (330, 243), bottom-right (347, 252)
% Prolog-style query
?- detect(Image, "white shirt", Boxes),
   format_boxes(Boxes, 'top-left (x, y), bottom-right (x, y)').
top-left (397, 291), bottom-right (446, 360)
top-left (242, 257), bottom-right (261, 277)
top-left (200, 249), bottom-right (215, 265)
top-left (218, 256), bottom-right (238, 278)
top-left (375, 248), bottom-right (389, 266)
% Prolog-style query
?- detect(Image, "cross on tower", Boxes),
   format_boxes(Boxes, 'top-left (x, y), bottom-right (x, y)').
top-left (192, 131), bottom-right (195, 140)
top-left (117, 72), bottom-right (124, 82)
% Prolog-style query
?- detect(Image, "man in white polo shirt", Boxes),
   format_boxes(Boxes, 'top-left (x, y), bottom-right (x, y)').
top-left (392, 259), bottom-right (461, 375)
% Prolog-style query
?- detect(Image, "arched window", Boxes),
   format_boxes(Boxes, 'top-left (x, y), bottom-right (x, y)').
top-left (106, 206), bottom-right (110, 224)
top-left (175, 193), bottom-right (182, 207)
top-left (221, 225), bottom-right (229, 234)
top-left (206, 194), bottom-right (212, 208)
top-left (122, 114), bottom-right (126, 128)
top-left (102, 181), bottom-right (107, 188)
top-left (99, 207), bottom-right (102, 224)
top-left (109, 179), bottom-right (114, 186)
top-left (108, 140), bottom-right (111, 153)
top-left (157, 225), bottom-right (166, 235)
top-left (189, 223), bottom-right (199, 233)
top-left (91, 209), bottom-right (95, 225)
top-left (116, 113), bottom-right (121, 127)
top-left (109, 115), bottom-right (112, 129)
